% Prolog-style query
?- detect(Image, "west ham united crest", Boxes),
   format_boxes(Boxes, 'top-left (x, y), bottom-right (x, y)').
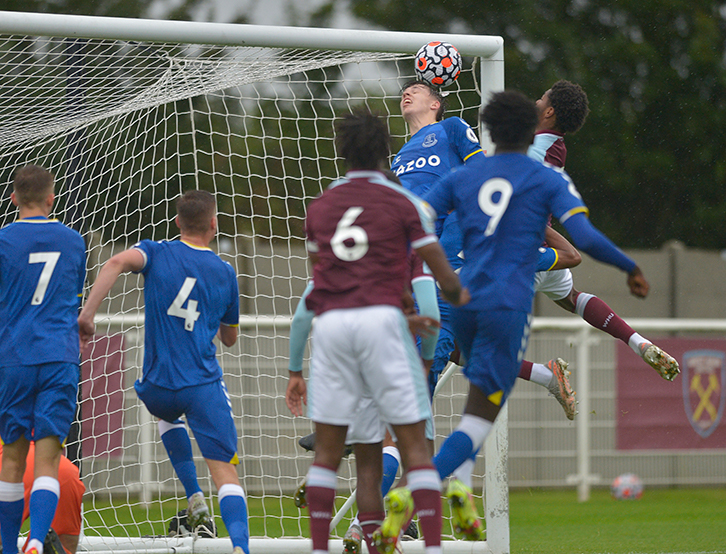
top-left (682, 350), bottom-right (725, 438)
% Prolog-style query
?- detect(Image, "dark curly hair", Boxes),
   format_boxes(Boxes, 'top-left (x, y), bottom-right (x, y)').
top-left (335, 109), bottom-right (390, 170)
top-left (480, 90), bottom-right (538, 148)
top-left (401, 80), bottom-right (447, 121)
top-left (548, 80), bottom-right (589, 134)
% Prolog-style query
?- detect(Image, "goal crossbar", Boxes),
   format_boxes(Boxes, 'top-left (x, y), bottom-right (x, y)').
top-left (0, 10), bottom-right (503, 57)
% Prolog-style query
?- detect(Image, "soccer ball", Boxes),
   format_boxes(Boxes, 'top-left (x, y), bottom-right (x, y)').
top-left (414, 41), bottom-right (462, 87)
top-left (610, 473), bottom-right (644, 500)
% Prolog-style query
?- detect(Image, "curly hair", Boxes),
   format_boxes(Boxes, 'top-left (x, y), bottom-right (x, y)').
top-left (334, 109), bottom-right (390, 170)
top-left (480, 90), bottom-right (538, 148)
top-left (548, 80), bottom-right (589, 134)
top-left (401, 80), bottom-right (447, 121)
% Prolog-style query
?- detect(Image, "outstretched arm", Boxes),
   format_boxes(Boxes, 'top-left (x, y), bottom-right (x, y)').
top-left (544, 226), bottom-right (582, 270)
top-left (561, 213), bottom-right (648, 298)
top-left (78, 248), bottom-right (145, 348)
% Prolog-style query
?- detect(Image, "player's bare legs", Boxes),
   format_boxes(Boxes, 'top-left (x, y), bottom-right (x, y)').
top-left (556, 287), bottom-right (679, 380)
top-left (349, 442), bottom-right (384, 554)
top-left (32, 436), bottom-right (62, 480)
top-left (206, 460), bottom-right (249, 554)
top-left (374, 421), bottom-right (441, 554)
top-left (344, 431), bottom-right (401, 554)
top-left (0, 436), bottom-right (30, 483)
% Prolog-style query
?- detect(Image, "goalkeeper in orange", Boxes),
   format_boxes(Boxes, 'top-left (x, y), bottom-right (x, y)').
top-left (0, 443), bottom-right (85, 554)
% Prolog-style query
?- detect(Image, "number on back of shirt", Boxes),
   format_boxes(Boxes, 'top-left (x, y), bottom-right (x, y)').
top-left (331, 207), bottom-right (369, 261)
top-left (167, 277), bottom-right (201, 331)
top-left (29, 251), bottom-right (60, 305)
top-left (478, 178), bottom-right (513, 236)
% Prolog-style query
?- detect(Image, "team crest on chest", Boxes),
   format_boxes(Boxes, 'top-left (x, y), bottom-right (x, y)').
top-left (422, 133), bottom-right (438, 148)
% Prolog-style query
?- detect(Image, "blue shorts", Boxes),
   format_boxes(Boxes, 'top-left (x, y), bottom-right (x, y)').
top-left (135, 378), bottom-right (239, 464)
top-left (0, 362), bottom-right (79, 445)
top-left (452, 308), bottom-right (532, 406)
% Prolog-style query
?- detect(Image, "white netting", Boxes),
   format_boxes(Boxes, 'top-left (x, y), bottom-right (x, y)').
top-left (0, 32), bottom-right (490, 548)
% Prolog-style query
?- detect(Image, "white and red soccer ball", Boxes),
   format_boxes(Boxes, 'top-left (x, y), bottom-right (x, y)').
top-left (610, 473), bottom-right (644, 500)
top-left (415, 41), bottom-right (462, 88)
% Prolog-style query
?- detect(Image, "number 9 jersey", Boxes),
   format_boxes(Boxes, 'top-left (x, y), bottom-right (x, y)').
top-left (423, 153), bottom-right (587, 313)
top-left (133, 239), bottom-right (239, 389)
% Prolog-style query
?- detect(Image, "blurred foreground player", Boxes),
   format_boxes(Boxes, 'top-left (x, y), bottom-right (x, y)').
top-left (78, 190), bottom-right (249, 554)
top-left (285, 109), bottom-right (468, 554)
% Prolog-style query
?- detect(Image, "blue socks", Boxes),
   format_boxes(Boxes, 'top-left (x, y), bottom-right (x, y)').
top-left (381, 446), bottom-right (400, 496)
top-left (0, 481), bottom-right (25, 554)
top-left (29, 477), bottom-right (60, 548)
top-left (433, 430), bottom-right (474, 480)
top-left (219, 484), bottom-right (249, 554)
top-left (159, 421), bottom-right (202, 498)
top-left (434, 415), bottom-right (493, 480)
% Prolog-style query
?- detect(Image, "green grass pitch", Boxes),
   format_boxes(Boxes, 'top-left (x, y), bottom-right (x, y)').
top-left (81, 487), bottom-right (726, 554)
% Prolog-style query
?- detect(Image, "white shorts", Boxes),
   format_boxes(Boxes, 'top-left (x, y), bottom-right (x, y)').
top-left (533, 268), bottom-right (573, 301)
top-left (309, 305), bottom-right (432, 444)
top-left (348, 399), bottom-right (435, 444)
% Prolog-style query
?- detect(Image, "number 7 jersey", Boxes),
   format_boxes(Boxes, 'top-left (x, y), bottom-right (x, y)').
top-left (134, 239), bottom-right (239, 389)
top-left (0, 217), bottom-right (86, 367)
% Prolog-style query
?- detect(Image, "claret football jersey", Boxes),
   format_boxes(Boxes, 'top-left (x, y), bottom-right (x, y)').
top-left (305, 170), bottom-right (437, 315)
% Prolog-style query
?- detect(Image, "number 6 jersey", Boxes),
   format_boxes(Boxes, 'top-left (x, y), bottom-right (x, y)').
top-left (134, 239), bottom-right (239, 389)
top-left (304, 170), bottom-right (437, 316)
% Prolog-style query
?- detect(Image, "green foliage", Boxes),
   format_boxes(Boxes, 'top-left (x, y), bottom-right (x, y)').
top-left (347, 0), bottom-right (726, 248)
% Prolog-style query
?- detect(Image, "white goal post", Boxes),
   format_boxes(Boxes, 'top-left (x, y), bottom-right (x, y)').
top-left (0, 11), bottom-right (506, 554)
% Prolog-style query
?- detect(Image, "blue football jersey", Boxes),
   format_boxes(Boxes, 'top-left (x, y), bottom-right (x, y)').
top-left (392, 117), bottom-right (481, 319)
top-left (392, 117), bottom-right (482, 200)
top-left (135, 239), bottom-right (239, 389)
top-left (424, 153), bottom-right (588, 312)
top-left (0, 217), bottom-right (86, 366)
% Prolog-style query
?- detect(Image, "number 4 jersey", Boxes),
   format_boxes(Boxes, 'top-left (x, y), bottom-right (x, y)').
top-left (134, 239), bottom-right (239, 389)
top-left (0, 217), bottom-right (86, 367)
top-left (305, 170), bottom-right (438, 316)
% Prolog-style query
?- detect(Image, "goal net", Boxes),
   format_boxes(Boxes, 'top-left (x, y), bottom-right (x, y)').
top-left (0, 12), bottom-right (506, 554)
